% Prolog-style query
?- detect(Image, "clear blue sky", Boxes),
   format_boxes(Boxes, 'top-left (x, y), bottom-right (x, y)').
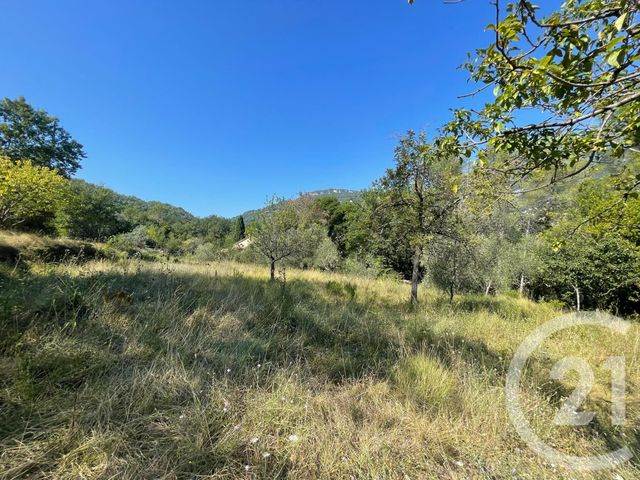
top-left (1, 0), bottom-right (495, 218)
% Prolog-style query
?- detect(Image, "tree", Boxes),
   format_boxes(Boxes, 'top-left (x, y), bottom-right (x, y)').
top-left (376, 131), bottom-right (461, 305)
top-left (55, 181), bottom-right (130, 241)
top-left (0, 157), bottom-right (69, 228)
top-left (410, 1), bottom-right (640, 192)
top-left (314, 237), bottom-right (341, 271)
top-left (529, 158), bottom-right (640, 313)
top-left (236, 215), bottom-right (246, 241)
top-left (251, 197), bottom-right (321, 280)
top-left (534, 231), bottom-right (640, 314)
top-left (0, 97), bottom-right (86, 177)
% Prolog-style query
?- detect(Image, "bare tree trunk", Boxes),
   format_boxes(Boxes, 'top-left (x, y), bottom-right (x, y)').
top-left (519, 219), bottom-right (531, 297)
top-left (270, 260), bottom-right (276, 281)
top-left (449, 242), bottom-right (458, 304)
top-left (573, 284), bottom-right (581, 311)
top-left (485, 280), bottom-right (492, 296)
top-left (410, 247), bottom-right (421, 306)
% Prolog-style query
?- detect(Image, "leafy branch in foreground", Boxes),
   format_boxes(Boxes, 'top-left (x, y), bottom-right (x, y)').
top-left (414, 0), bottom-right (640, 188)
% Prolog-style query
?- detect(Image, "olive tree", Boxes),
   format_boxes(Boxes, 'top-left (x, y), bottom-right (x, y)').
top-left (252, 197), bottom-right (321, 280)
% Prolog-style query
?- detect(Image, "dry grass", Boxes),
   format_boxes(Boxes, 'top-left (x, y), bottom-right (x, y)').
top-left (0, 230), bottom-right (103, 265)
top-left (0, 257), bottom-right (638, 479)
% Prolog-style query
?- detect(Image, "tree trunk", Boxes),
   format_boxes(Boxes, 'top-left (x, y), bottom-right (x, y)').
top-left (573, 284), bottom-right (581, 311)
top-left (485, 280), bottom-right (492, 296)
top-left (410, 247), bottom-right (421, 306)
top-left (449, 242), bottom-right (457, 304)
top-left (270, 260), bottom-right (276, 281)
top-left (519, 219), bottom-right (531, 297)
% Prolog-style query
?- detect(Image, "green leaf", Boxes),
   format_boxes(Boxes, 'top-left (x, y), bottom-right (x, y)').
top-left (539, 54), bottom-right (553, 68)
top-left (614, 12), bottom-right (627, 32)
top-left (606, 50), bottom-right (622, 68)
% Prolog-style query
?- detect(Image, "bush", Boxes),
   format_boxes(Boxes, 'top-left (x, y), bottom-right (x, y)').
top-left (107, 226), bottom-right (151, 257)
top-left (193, 242), bottom-right (220, 262)
top-left (0, 157), bottom-right (68, 230)
top-left (343, 254), bottom-right (390, 279)
top-left (314, 237), bottom-right (341, 271)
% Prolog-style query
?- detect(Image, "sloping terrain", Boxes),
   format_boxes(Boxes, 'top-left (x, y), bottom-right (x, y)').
top-left (0, 257), bottom-right (638, 479)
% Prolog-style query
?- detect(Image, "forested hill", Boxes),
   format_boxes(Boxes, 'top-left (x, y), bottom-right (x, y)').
top-left (51, 180), bottom-right (361, 255)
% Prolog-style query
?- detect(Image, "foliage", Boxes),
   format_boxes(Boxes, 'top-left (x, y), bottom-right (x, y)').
top-left (431, 0), bottom-right (640, 190)
top-left (106, 225), bottom-right (152, 256)
top-left (0, 97), bottom-right (85, 177)
top-left (531, 162), bottom-right (640, 313)
top-left (192, 242), bottom-right (220, 262)
top-left (375, 131), bottom-right (462, 303)
top-left (55, 180), bottom-right (131, 241)
top-left (251, 197), bottom-right (323, 279)
top-left (534, 230), bottom-right (640, 314)
top-left (0, 157), bottom-right (69, 229)
top-left (313, 236), bottom-right (341, 271)
top-left (236, 215), bottom-right (246, 241)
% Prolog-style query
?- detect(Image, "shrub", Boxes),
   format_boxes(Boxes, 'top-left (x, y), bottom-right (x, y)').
top-left (314, 237), bottom-right (341, 271)
top-left (193, 242), bottom-right (220, 262)
top-left (0, 157), bottom-right (68, 230)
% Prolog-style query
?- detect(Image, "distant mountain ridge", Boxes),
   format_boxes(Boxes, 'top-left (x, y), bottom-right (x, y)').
top-left (74, 180), bottom-right (360, 222)
top-left (239, 188), bottom-right (361, 223)
top-left (298, 188), bottom-right (361, 202)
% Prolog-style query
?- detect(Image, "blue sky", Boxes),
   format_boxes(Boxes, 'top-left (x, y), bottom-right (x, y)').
top-left (1, 0), bottom-right (495, 217)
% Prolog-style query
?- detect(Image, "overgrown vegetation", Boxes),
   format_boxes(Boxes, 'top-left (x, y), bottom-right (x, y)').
top-left (0, 257), bottom-right (638, 478)
top-left (1, 1), bottom-right (640, 476)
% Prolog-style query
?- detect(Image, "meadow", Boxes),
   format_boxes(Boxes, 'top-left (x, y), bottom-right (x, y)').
top-left (0, 242), bottom-right (638, 479)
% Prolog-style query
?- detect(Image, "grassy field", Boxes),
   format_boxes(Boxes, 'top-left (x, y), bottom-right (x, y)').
top-left (1, 253), bottom-right (639, 478)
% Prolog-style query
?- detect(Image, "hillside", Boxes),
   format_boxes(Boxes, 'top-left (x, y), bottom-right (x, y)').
top-left (73, 180), bottom-right (359, 223)
top-left (240, 188), bottom-right (361, 223)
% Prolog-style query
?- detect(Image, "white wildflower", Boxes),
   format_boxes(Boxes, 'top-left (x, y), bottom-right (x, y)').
top-left (288, 434), bottom-right (299, 443)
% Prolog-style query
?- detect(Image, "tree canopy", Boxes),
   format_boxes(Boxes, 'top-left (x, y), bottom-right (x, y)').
top-left (251, 197), bottom-right (322, 280)
top-left (0, 97), bottom-right (86, 177)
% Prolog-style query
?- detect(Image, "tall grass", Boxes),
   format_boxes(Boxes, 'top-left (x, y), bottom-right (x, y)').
top-left (0, 258), bottom-right (638, 478)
